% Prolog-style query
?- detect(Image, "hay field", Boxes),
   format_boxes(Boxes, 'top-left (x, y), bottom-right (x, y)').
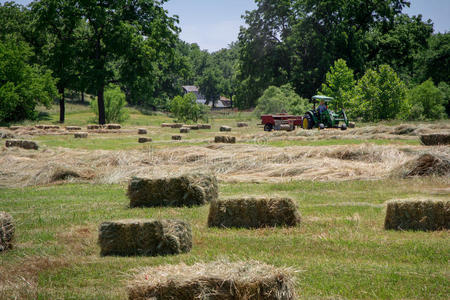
top-left (0, 106), bottom-right (449, 299)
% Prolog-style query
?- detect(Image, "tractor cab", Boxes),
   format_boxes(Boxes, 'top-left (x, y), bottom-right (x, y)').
top-left (302, 95), bottom-right (349, 130)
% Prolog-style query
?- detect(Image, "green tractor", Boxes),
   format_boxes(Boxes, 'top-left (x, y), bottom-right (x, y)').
top-left (302, 95), bottom-right (349, 130)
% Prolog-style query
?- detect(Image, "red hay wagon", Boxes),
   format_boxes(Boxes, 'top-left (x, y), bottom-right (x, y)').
top-left (260, 114), bottom-right (303, 132)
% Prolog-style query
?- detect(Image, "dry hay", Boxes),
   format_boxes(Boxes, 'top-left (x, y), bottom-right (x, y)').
top-left (106, 124), bottom-right (121, 130)
top-left (9, 126), bottom-right (23, 131)
top-left (127, 260), bottom-right (296, 300)
top-left (50, 166), bottom-right (81, 182)
top-left (392, 152), bottom-right (450, 178)
top-left (220, 125), bottom-right (232, 132)
top-left (0, 131), bottom-right (14, 139)
top-left (65, 126), bottom-right (82, 131)
top-left (385, 199), bottom-right (449, 231)
top-left (172, 135), bottom-right (182, 141)
top-left (128, 174), bottom-right (218, 207)
top-left (420, 133), bottom-right (450, 145)
top-left (0, 212), bottom-right (14, 252)
top-left (33, 163), bottom-right (91, 184)
top-left (138, 128), bottom-right (147, 135)
top-left (198, 124), bottom-right (211, 129)
top-left (180, 127), bottom-right (190, 133)
top-left (98, 219), bottom-right (191, 256)
top-left (5, 139), bottom-right (38, 150)
top-left (237, 122), bottom-right (249, 127)
top-left (214, 136), bottom-right (236, 144)
top-left (208, 197), bottom-right (301, 228)
top-left (74, 132), bottom-right (88, 138)
top-left (138, 137), bottom-right (152, 143)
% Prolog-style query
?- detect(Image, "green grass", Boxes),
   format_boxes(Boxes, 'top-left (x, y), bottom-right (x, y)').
top-left (0, 179), bottom-right (448, 299)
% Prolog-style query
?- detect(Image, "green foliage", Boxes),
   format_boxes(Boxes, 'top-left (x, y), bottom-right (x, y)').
top-left (401, 79), bottom-right (446, 120)
top-left (90, 85), bottom-right (129, 123)
top-left (351, 65), bottom-right (407, 122)
top-left (0, 38), bottom-right (57, 124)
top-left (320, 59), bottom-right (355, 110)
top-left (169, 93), bottom-right (209, 123)
top-left (254, 84), bottom-right (308, 116)
top-left (415, 33), bottom-right (450, 85)
top-left (437, 82), bottom-right (450, 117)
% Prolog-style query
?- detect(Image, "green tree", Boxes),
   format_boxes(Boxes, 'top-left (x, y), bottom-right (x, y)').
top-left (415, 33), bottom-right (450, 85)
top-left (198, 67), bottom-right (221, 107)
top-left (402, 79), bottom-right (446, 120)
top-left (0, 38), bottom-right (57, 124)
top-left (351, 65), bottom-right (407, 121)
top-left (320, 59), bottom-right (355, 110)
top-left (254, 84), bottom-right (308, 116)
top-left (437, 82), bottom-right (450, 117)
top-left (169, 93), bottom-right (208, 123)
top-left (90, 85), bottom-right (129, 123)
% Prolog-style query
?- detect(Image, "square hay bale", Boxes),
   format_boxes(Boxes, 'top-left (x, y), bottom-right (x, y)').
top-left (161, 123), bottom-right (172, 128)
top-left (0, 212), bottom-right (14, 252)
top-left (5, 139), bottom-right (39, 150)
top-left (214, 136), bottom-right (236, 143)
top-left (127, 260), bottom-right (296, 300)
top-left (180, 127), bottom-right (190, 134)
top-left (74, 132), bottom-right (88, 138)
top-left (172, 135), bottom-right (182, 141)
top-left (220, 125), bottom-right (232, 132)
top-left (392, 153), bottom-right (450, 178)
top-left (138, 137), bottom-right (152, 143)
top-left (348, 122), bottom-right (356, 128)
top-left (420, 134), bottom-right (450, 145)
top-left (385, 199), bottom-right (449, 231)
top-left (237, 122), bottom-right (249, 127)
top-left (106, 124), bottom-right (121, 130)
top-left (198, 124), bottom-right (211, 129)
top-left (208, 197), bottom-right (301, 228)
top-left (98, 219), bottom-right (192, 256)
top-left (66, 126), bottom-right (82, 131)
top-left (138, 129), bottom-right (147, 135)
top-left (128, 174), bottom-right (218, 207)
top-left (87, 124), bottom-right (102, 130)
top-left (170, 123), bottom-right (183, 129)
top-left (43, 125), bottom-right (60, 130)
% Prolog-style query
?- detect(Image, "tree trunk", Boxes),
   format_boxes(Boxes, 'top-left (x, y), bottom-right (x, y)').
top-left (59, 87), bottom-right (65, 123)
top-left (97, 86), bottom-right (106, 125)
top-left (81, 92), bottom-right (84, 103)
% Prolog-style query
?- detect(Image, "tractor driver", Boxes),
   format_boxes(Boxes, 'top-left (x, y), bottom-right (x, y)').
top-left (318, 99), bottom-right (327, 115)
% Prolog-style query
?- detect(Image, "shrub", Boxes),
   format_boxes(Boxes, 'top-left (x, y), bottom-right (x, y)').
top-left (402, 79), bottom-right (446, 120)
top-left (90, 85), bottom-right (129, 123)
top-left (320, 59), bottom-right (355, 110)
top-left (169, 93), bottom-right (209, 123)
top-left (255, 84), bottom-right (308, 116)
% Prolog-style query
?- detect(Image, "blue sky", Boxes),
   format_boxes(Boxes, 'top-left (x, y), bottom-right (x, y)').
top-left (4, 0), bottom-right (450, 52)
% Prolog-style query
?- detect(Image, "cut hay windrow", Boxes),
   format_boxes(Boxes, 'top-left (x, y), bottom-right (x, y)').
top-left (5, 139), bottom-right (39, 150)
top-left (128, 174), bottom-right (218, 207)
top-left (0, 211), bottom-right (14, 252)
top-left (392, 153), bottom-right (450, 177)
top-left (385, 199), bottom-right (449, 231)
top-left (214, 136), bottom-right (236, 143)
top-left (420, 134), bottom-right (450, 146)
top-left (127, 260), bottom-right (296, 300)
top-left (98, 219), bottom-right (192, 256)
top-left (208, 197), bottom-right (301, 228)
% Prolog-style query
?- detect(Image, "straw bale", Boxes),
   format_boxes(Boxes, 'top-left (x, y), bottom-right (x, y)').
top-left (220, 126), bottom-right (232, 132)
top-left (66, 126), bottom-right (82, 131)
top-left (208, 197), bottom-right (301, 228)
top-left (98, 219), bottom-right (192, 256)
top-left (214, 136), bottom-right (236, 144)
top-left (0, 212), bottom-right (14, 252)
top-left (420, 134), bottom-right (450, 146)
top-left (128, 174), bottom-right (218, 207)
top-left (237, 122), bottom-right (249, 127)
top-left (106, 124), bottom-right (121, 130)
top-left (392, 153), bottom-right (450, 177)
top-left (172, 135), bottom-right (182, 141)
top-left (138, 129), bottom-right (147, 135)
top-left (385, 199), bottom-right (449, 231)
top-left (138, 138), bottom-right (152, 144)
top-left (180, 127), bottom-right (190, 134)
top-left (198, 124), bottom-right (211, 129)
top-left (5, 139), bottom-right (38, 150)
top-left (128, 260), bottom-right (296, 300)
top-left (74, 132), bottom-right (88, 138)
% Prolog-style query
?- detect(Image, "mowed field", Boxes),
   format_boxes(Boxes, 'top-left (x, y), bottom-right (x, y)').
top-left (0, 102), bottom-right (449, 299)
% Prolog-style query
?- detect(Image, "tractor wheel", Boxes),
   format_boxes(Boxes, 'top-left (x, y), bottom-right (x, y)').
top-left (340, 124), bottom-right (347, 131)
top-left (264, 123), bottom-right (273, 132)
top-left (302, 115), bottom-right (313, 130)
top-left (319, 123), bottom-right (325, 130)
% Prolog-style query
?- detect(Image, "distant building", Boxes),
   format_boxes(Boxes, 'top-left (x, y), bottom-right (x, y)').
top-left (182, 86), bottom-right (232, 109)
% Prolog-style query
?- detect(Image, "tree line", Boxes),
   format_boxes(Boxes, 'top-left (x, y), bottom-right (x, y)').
top-left (0, 0), bottom-right (449, 125)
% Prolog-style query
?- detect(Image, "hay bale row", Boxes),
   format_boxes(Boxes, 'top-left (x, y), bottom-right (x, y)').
top-left (392, 153), bottom-right (450, 178)
top-left (172, 135), bottom-right (182, 141)
top-left (237, 122), bottom-right (249, 127)
top-left (98, 219), bottom-right (192, 256)
top-left (5, 139), bottom-right (39, 150)
top-left (87, 124), bottom-right (102, 130)
top-left (106, 124), bottom-right (121, 130)
top-left (65, 126), bottom-right (82, 131)
top-left (385, 199), bottom-right (449, 231)
top-left (214, 136), bottom-right (236, 143)
top-left (0, 212), bottom-right (14, 252)
top-left (128, 174), bottom-right (218, 207)
top-left (220, 125), bottom-right (232, 132)
top-left (420, 134), bottom-right (450, 146)
top-left (36, 125), bottom-right (60, 130)
top-left (138, 128), bottom-right (147, 135)
top-left (198, 124), bottom-right (211, 129)
top-left (74, 132), bottom-right (88, 138)
top-left (128, 260), bottom-right (296, 300)
top-left (180, 127), bottom-right (190, 133)
top-left (183, 124), bottom-right (199, 130)
top-left (208, 197), bottom-right (301, 229)
top-left (161, 123), bottom-right (183, 128)
top-left (138, 137), bottom-right (152, 144)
